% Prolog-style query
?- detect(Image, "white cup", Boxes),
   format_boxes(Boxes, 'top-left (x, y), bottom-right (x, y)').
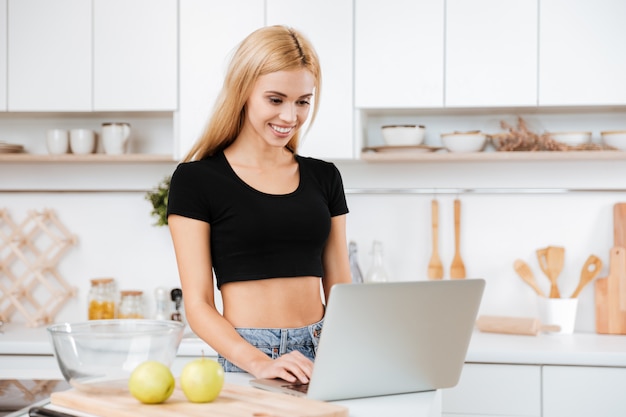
top-left (102, 122), bottom-right (131, 155)
top-left (69, 129), bottom-right (96, 155)
top-left (538, 297), bottom-right (579, 334)
top-left (46, 129), bottom-right (69, 155)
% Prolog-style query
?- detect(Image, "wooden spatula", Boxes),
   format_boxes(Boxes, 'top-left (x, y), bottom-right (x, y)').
top-left (427, 199), bottom-right (444, 279)
top-left (571, 254), bottom-right (602, 298)
top-left (513, 259), bottom-right (545, 297)
top-left (450, 198), bottom-right (466, 279)
top-left (546, 246), bottom-right (565, 298)
top-left (536, 246), bottom-right (563, 298)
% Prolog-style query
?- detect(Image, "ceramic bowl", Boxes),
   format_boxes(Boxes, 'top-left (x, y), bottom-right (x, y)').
top-left (548, 131), bottom-right (592, 146)
top-left (441, 131), bottom-right (487, 153)
top-left (601, 130), bottom-right (626, 150)
top-left (47, 319), bottom-right (184, 393)
top-left (381, 125), bottom-right (426, 146)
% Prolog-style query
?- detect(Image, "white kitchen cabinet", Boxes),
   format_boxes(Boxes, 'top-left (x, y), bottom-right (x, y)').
top-left (8, 0), bottom-right (92, 111)
top-left (445, 0), bottom-right (537, 107)
top-left (442, 364), bottom-right (541, 417)
top-left (354, 0), bottom-right (444, 109)
top-left (543, 365), bottom-right (626, 417)
top-left (539, 0), bottom-right (626, 106)
top-left (0, 0), bottom-right (7, 111)
top-left (266, 0), bottom-right (354, 160)
top-left (93, 0), bottom-right (177, 111)
top-left (177, 0), bottom-right (264, 160)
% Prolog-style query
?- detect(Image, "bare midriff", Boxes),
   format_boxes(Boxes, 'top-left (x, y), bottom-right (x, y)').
top-left (221, 276), bottom-right (324, 329)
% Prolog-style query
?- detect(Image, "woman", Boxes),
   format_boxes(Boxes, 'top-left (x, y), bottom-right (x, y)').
top-left (167, 25), bottom-right (351, 384)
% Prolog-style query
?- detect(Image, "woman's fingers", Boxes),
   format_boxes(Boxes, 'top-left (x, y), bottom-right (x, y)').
top-left (256, 351), bottom-right (314, 383)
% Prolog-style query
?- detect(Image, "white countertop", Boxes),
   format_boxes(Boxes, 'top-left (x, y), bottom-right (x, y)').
top-left (2, 322), bottom-right (626, 367)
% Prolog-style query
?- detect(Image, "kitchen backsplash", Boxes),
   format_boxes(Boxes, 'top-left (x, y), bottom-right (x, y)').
top-left (1, 188), bottom-right (621, 333)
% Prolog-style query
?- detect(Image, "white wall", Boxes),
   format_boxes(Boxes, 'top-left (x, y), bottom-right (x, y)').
top-left (2, 175), bottom-right (622, 332)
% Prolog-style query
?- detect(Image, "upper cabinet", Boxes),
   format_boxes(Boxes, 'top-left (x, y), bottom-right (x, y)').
top-left (6, 0), bottom-right (177, 112)
top-left (354, 0), bottom-right (444, 109)
top-left (8, 0), bottom-right (92, 111)
top-left (0, 0), bottom-right (7, 111)
top-left (266, 0), bottom-right (354, 159)
top-left (539, 0), bottom-right (626, 106)
top-left (93, 0), bottom-right (177, 111)
top-left (177, 0), bottom-right (264, 160)
top-left (445, 0), bottom-right (538, 107)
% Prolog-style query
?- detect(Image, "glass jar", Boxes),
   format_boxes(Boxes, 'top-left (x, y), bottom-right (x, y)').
top-left (118, 290), bottom-right (145, 319)
top-left (88, 278), bottom-right (117, 320)
top-left (366, 240), bottom-right (389, 283)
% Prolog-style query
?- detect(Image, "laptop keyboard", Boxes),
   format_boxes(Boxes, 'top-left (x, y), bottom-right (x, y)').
top-left (282, 383), bottom-right (309, 394)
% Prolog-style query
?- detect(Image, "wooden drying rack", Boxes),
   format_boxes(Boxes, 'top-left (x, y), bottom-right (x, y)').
top-left (0, 209), bottom-right (77, 327)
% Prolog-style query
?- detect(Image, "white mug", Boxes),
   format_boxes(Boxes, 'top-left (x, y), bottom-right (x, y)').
top-left (46, 129), bottom-right (69, 155)
top-left (70, 129), bottom-right (96, 155)
top-left (102, 123), bottom-right (131, 155)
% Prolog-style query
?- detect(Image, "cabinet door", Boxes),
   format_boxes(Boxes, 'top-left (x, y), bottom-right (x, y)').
top-left (177, 0), bottom-right (264, 159)
top-left (540, 0), bottom-right (626, 106)
top-left (445, 0), bottom-right (537, 107)
top-left (442, 364), bottom-right (541, 417)
top-left (93, 0), bottom-right (177, 111)
top-left (8, 0), bottom-right (92, 111)
top-left (0, 0), bottom-right (6, 111)
top-left (543, 365), bottom-right (626, 417)
top-left (267, 0), bottom-right (354, 160)
top-left (355, 0), bottom-right (444, 109)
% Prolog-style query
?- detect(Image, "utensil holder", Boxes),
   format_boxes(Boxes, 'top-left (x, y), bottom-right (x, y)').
top-left (538, 297), bottom-right (578, 334)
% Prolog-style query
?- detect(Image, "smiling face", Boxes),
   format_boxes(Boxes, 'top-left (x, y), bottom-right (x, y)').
top-left (240, 69), bottom-right (315, 150)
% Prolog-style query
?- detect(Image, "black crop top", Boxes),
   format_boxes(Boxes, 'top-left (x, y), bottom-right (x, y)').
top-left (166, 151), bottom-right (349, 289)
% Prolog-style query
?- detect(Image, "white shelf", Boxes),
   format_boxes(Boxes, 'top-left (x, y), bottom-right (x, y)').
top-left (360, 150), bottom-right (626, 162)
top-left (0, 153), bottom-right (176, 163)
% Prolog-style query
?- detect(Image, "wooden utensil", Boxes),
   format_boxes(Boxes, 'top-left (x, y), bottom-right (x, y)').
top-left (427, 199), bottom-right (444, 279)
top-left (476, 315), bottom-right (560, 336)
top-left (536, 246), bottom-right (563, 298)
top-left (595, 246), bottom-right (626, 334)
top-left (450, 198), bottom-right (466, 279)
top-left (570, 254), bottom-right (602, 298)
top-left (513, 259), bottom-right (546, 297)
top-left (51, 383), bottom-right (348, 417)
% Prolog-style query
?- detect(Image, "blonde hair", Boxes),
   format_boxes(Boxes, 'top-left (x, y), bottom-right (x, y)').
top-left (183, 25), bottom-right (322, 162)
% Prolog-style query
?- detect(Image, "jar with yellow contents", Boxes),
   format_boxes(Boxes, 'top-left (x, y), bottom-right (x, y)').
top-left (118, 290), bottom-right (145, 319)
top-left (88, 278), bottom-right (117, 320)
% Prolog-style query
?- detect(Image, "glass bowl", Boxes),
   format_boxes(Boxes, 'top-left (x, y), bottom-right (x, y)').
top-left (47, 319), bottom-right (184, 394)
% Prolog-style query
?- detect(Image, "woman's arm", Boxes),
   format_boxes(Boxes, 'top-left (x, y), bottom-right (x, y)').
top-left (321, 214), bottom-right (352, 304)
top-left (168, 214), bottom-right (313, 382)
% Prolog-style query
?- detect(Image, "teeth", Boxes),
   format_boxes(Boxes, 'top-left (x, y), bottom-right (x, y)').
top-left (271, 125), bottom-right (292, 134)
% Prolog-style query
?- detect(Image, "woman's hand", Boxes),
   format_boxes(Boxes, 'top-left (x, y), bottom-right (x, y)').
top-left (253, 351), bottom-right (314, 384)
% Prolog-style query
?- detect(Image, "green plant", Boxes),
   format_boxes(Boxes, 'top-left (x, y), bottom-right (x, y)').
top-left (145, 176), bottom-right (171, 227)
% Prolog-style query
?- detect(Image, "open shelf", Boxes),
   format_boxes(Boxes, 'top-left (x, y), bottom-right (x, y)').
top-left (0, 153), bottom-right (176, 163)
top-left (360, 150), bottom-right (626, 162)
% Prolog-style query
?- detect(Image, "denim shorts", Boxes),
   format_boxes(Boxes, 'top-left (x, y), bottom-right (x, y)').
top-left (217, 317), bottom-right (324, 373)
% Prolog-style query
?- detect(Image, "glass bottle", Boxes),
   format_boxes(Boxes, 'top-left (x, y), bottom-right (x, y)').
top-left (366, 240), bottom-right (389, 283)
top-left (154, 287), bottom-right (170, 320)
top-left (349, 241), bottom-right (364, 283)
top-left (88, 278), bottom-right (117, 320)
top-left (118, 290), bottom-right (145, 319)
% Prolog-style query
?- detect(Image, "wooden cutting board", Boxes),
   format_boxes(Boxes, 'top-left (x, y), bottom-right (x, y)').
top-left (595, 247), bottom-right (626, 335)
top-left (614, 203), bottom-right (626, 310)
top-left (50, 383), bottom-right (348, 417)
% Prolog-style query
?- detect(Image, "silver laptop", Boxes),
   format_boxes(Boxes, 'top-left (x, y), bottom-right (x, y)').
top-left (250, 279), bottom-right (485, 401)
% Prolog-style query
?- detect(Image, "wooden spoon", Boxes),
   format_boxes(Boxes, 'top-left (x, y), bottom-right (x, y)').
top-left (450, 199), bottom-right (466, 279)
top-left (513, 259), bottom-right (546, 297)
top-left (571, 254), bottom-right (602, 298)
top-left (427, 199), bottom-right (444, 279)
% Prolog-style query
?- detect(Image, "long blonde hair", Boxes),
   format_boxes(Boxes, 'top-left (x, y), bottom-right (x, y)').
top-left (183, 25), bottom-right (322, 162)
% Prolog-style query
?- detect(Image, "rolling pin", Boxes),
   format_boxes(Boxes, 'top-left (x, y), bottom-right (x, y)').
top-left (476, 315), bottom-right (561, 336)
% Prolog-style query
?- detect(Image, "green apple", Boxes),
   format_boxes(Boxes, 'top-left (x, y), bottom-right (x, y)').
top-left (128, 360), bottom-right (175, 404)
top-left (180, 357), bottom-right (225, 403)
